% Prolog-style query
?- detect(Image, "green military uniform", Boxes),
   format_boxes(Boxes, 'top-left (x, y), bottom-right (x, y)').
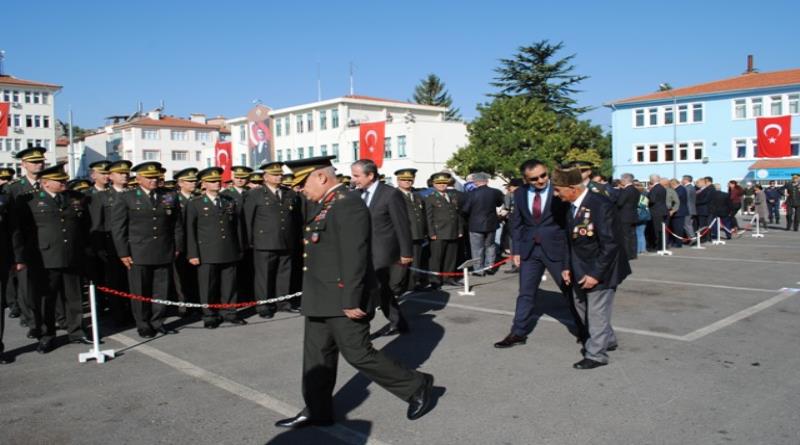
top-left (0, 184), bottom-right (12, 362)
top-left (395, 168), bottom-right (429, 290)
top-left (109, 162), bottom-right (184, 337)
top-left (223, 166), bottom-right (254, 301)
top-left (785, 174), bottom-right (800, 231)
top-left (186, 167), bottom-right (245, 326)
top-left (425, 173), bottom-right (464, 287)
top-left (173, 168), bottom-right (200, 315)
top-left (283, 156), bottom-right (426, 424)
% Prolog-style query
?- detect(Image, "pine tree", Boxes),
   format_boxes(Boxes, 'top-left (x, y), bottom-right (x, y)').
top-left (413, 74), bottom-right (461, 121)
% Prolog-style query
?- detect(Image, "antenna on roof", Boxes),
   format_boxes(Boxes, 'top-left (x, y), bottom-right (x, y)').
top-left (349, 62), bottom-right (355, 96)
top-left (0, 50), bottom-right (5, 76)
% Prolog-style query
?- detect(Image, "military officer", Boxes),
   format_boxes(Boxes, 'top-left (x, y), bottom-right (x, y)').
top-left (12, 164), bottom-right (92, 353)
top-left (110, 161), bottom-right (183, 338)
top-left (0, 167), bottom-right (15, 190)
top-left (68, 179), bottom-right (91, 192)
top-left (784, 173), bottom-right (800, 231)
top-left (395, 168), bottom-right (429, 291)
top-left (275, 156), bottom-right (434, 429)
top-left (425, 172), bottom-right (464, 288)
top-left (127, 176), bottom-right (137, 188)
top-left (249, 171), bottom-right (265, 190)
top-left (244, 161), bottom-right (302, 317)
top-left (0, 179), bottom-right (12, 364)
top-left (186, 167), bottom-right (247, 328)
top-left (173, 168), bottom-right (200, 317)
top-left (222, 166), bottom-right (252, 209)
top-left (6, 147), bottom-right (47, 330)
top-left (281, 174), bottom-right (295, 188)
top-left (87, 160), bottom-right (111, 195)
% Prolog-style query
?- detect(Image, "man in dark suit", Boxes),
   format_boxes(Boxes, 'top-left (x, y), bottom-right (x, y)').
top-left (461, 172), bottom-right (504, 276)
top-left (670, 179), bottom-right (689, 248)
top-left (552, 166), bottom-right (631, 369)
top-left (425, 172), bottom-right (464, 288)
top-left (784, 174), bottom-right (800, 231)
top-left (351, 159), bottom-right (413, 336)
top-left (647, 174), bottom-right (668, 251)
top-left (681, 175), bottom-right (697, 237)
top-left (615, 173), bottom-right (640, 260)
top-left (695, 177), bottom-right (714, 242)
top-left (12, 164), bottom-right (92, 353)
top-left (275, 156), bottom-right (433, 429)
top-left (110, 161), bottom-right (183, 338)
top-left (495, 159), bottom-right (585, 349)
top-left (395, 168), bottom-right (428, 291)
top-left (0, 180), bottom-right (13, 363)
top-left (711, 182), bottom-right (732, 240)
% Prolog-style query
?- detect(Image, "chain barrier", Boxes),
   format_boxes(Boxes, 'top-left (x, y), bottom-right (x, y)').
top-left (97, 286), bottom-right (301, 309)
top-left (408, 257), bottom-right (511, 277)
top-left (664, 222), bottom-right (714, 242)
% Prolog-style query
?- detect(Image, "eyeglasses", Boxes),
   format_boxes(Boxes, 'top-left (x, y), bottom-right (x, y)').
top-left (526, 172), bottom-right (548, 182)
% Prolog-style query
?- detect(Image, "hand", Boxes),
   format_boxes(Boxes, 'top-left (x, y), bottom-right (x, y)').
top-left (175, 250), bottom-right (181, 258)
top-left (561, 270), bottom-right (571, 286)
top-left (343, 308), bottom-right (367, 319)
top-left (120, 256), bottom-right (133, 270)
top-left (512, 255), bottom-right (521, 267)
top-left (430, 235), bottom-right (437, 240)
top-left (399, 256), bottom-right (413, 265)
top-left (189, 258), bottom-right (200, 266)
top-left (14, 263), bottom-right (26, 272)
top-left (578, 275), bottom-right (599, 290)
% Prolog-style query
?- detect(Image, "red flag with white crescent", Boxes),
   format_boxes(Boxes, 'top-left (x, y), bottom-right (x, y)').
top-left (215, 141), bottom-right (233, 181)
top-left (0, 103), bottom-right (9, 137)
top-left (756, 116), bottom-right (791, 158)
top-left (359, 121), bottom-right (385, 168)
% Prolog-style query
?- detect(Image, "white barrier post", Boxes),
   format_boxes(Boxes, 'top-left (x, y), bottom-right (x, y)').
top-left (752, 213), bottom-right (765, 238)
top-left (457, 259), bottom-right (481, 296)
top-left (712, 217), bottom-right (726, 245)
top-left (692, 227), bottom-right (706, 249)
top-left (79, 283), bottom-right (115, 364)
top-left (657, 222), bottom-right (673, 256)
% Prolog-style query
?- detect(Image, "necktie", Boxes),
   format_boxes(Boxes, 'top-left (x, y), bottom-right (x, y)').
top-left (571, 204), bottom-right (578, 219)
top-left (54, 193), bottom-right (62, 207)
top-left (362, 190), bottom-right (370, 204)
top-left (443, 192), bottom-right (450, 203)
top-left (276, 188), bottom-right (282, 201)
top-left (150, 191), bottom-right (157, 207)
top-left (533, 190), bottom-right (542, 222)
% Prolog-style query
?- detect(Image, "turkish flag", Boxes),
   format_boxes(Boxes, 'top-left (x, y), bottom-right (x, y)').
top-left (0, 103), bottom-right (9, 137)
top-left (359, 121), bottom-right (385, 168)
top-left (756, 116), bottom-right (792, 158)
top-left (214, 141), bottom-right (233, 182)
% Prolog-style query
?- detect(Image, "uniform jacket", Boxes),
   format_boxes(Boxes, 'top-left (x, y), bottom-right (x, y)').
top-left (400, 189), bottom-right (427, 241)
top-left (301, 186), bottom-right (378, 317)
top-left (89, 187), bottom-right (125, 259)
top-left (365, 182), bottom-right (413, 269)
top-left (243, 186), bottom-right (301, 251)
top-left (0, 190), bottom-right (13, 268)
top-left (6, 176), bottom-right (37, 201)
top-left (13, 190), bottom-right (90, 269)
top-left (785, 182), bottom-right (800, 207)
top-left (510, 183), bottom-right (569, 263)
top-left (424, 189), bottom-right (463, 241)
top-left (461, 185), bottom-right (504, 233)
top-left (186, 193), bottom-right (243, 264)
top-left (567, 192), bottom-right (631, 290)
top-left (221, 186), bottom-right (248, 211)
top-left (110, 187), bottom-right (184, 265)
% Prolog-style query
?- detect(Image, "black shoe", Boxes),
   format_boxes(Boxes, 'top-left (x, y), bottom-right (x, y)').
top-left (37, 339), bottom-right (54, 354)
top-left (227, 318), bottom-right (248, 325)
top-left (494, 334), bottom-right (527, 349)
top-left (8, 308), bottom-right (20, 318)
top-left (0, 352), bottom-right (10, 365)
top-left (486, 269), bottom-right (497, 276)
top-left (154, 326), bottom-right (178, 335)
top-left (26, 328), bottom-right (41, 339)
top-left (69, 336), bottom-right (94, 345)
top-left (407, 373), bottom-right (434, 420)
top-left (258, 311), bottom-right (275, 319)
top-left (138, 328), bottom-right (156, 339)
top-left (275, 411), bottom-right (334, 429)
top-left (504, 267), bottom-right (519, 274)
top-left (203, 319), bottom-right (221, 329)
top-left (607, 344), bottom-right (618, 352)
top-left (573, 358), bottom-right (607, 370)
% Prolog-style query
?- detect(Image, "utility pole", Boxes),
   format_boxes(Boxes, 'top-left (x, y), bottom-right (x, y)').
top-left (349, 62), bottom-right (354, 96)
top-left (68, 106), bottom-right (75, 177)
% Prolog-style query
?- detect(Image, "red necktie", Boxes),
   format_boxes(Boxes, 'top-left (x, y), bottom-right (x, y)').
top-left (533, 190), bottom-right (542, 222)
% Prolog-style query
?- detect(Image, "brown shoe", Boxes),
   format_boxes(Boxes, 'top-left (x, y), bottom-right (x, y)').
top-left (494, 334), bottom-right (527, 349)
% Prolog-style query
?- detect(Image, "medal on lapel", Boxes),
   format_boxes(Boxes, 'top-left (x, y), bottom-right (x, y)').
top-left (310, 232), bottom-right (320, 243)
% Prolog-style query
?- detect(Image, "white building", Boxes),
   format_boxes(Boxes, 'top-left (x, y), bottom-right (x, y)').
top-left (227, 95), bottom-right (468, 185)
top-left (0, 74), bottom-right (62, 173)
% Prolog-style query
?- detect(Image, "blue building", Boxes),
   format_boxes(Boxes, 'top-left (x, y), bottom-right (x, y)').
top-left (606, 63), bottom-right (800, 188)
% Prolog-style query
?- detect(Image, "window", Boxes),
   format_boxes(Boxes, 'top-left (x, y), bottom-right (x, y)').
top-left (332, 143), bottom-right (339, 161)
top-left (692, 103), bottom-right (703, 122)
top-left (34, 116), bottom-right (41, 128)
top-left (751, 98), bottom-right (763, 117)
top-left (32, 92), bottom-right (40, 104)
top-left (284, 117), bottom-right (290, 135)
top-left (678, 142), bottom-right (689, 161)
top-left (693, 142), bottom-right (704, 160)
top-left (634, 145), bottom-right (645, 163)
top-left (664, 106), bottom-right (674, 125)
top-left (2, 90), bottom-right (8, 102)
top-left (678, 105), bottom-right (688, 123)
top-left (171, 130), bottom-right (187, 141)
top-left (734, 99), bottom-right (746, 119)
top-left (664, 143), bottom-right (674, 162)
top-left (352, 141), bottom-right (359, 160)
top-left (770, 95), bottom-right (783, 116)
top-left (196, 151), bottom-right (201, 161)
top-left (308, 146), bottom-right (314, 157)
top-left (285, 149), bottom-right (292, 161)
top-left (275, 120), bottom-right (282, 137)
top-left (751, 138), bottom-right (758, 158)
top-left (25, 115), bottom-right (32, 127)
top-left (277, 149), bottom-right (283, 162)
top-left (648, 144), bottom-right (659, 163)
top-left (143, 150), bottom-right (160, 160)
top-left (648, 108), bottom-right (658, 126)
top-left (332, 109), bottom-right (339, 128)
top-left (12, 91), bottom-right (19, 103)
top-left (320, 144), bottom-right (328, 156)
top-left (792, 136), bottom-right (800, 157)
top-left (307, 112), bottom-right (314, 132)
top-left (734, 139), bottom-right (748, 159)
top-left (384, 137), bottom-right (392, 159)
top-left (195, 132), bottom-right (209, 142)
top-left (296, 114), bottom-right (304, 133)
top-left (172, 151), bottom-right (188, 161)
top-left (24, 91), bottom-right (31, 103)
top-left (398, 135), bottom-right (407, 158)
top-left (43, 116), bottom-right (50, 128)
top-left (320, 110), bottom-right (327, 130)
top-left (297, 147), bottom-right (304, 159)
top-left (239, 125), bottom-right (246, 142)
top-left (12, 114), bottom-right (19, 127)
top-left (789, 94), bottom-right (799, 115)
top-left (634, 109), bottom-right (645, 127)
top-left (41, 92), bottom-right (48, 105)
top-left (142, 129), bottom-right (159, 140)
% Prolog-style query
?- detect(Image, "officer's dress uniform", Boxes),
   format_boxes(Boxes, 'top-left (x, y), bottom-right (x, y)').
top-left (6, 175), bottom-right (39, 326)
top-left (13, 187), bottom-right (91, 347)
top-left (174, 191), bottom-right (200, 313)
top-left (400, 189), bottom-right (428, 290)
top-left (110, 184), bottom-right (183, 334)
top-left (0, 187), bottom-right (12, 358)
top-left (425, 189), bottom-right (463, 286)
top-left (186, 192), bottom-right (244, 324)
top-left (90, 185), bottom-right (132, 323)
top-left (222, 184), bottom-right (254, 300)
top-left (784, 179), bottom-right (800, 231)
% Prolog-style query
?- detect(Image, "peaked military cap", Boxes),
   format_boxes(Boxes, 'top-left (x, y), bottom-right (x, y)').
top-left (132, 161), bottom-right (163, 178)
top-left (281, 173), bottom-right (295, 186)
top-left (431, 172), bottom-right (452, 185)
top-left (566, 160), bottom-right (594, 172)
top-left (16, 146), bottom-right (47, 162)
top-left (162, 180), bottom-right (177, 190)
top-left (174, 167), bottom-right (199, 182)
top-left (37, 163), bottom-right (69, 181)
top-left (0, 167), bottom-right (15, 180)
top-left (89, 160), bottom-right (111, 174)
top-left (231, 165), bottom-right (253, 179)
top-left (284, 155), bottom-right (336, 187)
top-left (198, 167), bottom-right (224, 182)
top-left (127, 176), bottom-right (138, 186)
top-left (249, 171), bottom-right (265, 182)
top-left (551, 166), bottom-right (583, 187)
top-left (108, 160), bottom-right (133, 173)
top-left (394, 168), bottom-right (417, 181)
top-left (260, 161), bottom-right (284, 176)
top-left (68, 178), bottom-right (91, 191)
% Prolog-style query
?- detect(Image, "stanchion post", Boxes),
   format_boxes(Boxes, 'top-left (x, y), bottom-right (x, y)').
top-left (692, 228), bottom-right (706, 250)
top-left (752, 213), bottom-right (765, 238)
top-left (79, 283), bottom-right (116, 364)
top-left (457, 259), bottom-right (481, 296)
top-left (657, 222), bottom-right (673, 256)
top-left (712, 217), bottom-right (726, 245)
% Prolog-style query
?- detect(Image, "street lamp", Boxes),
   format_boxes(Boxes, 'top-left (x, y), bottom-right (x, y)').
top-left (660, 83), bottom-right (678, 179)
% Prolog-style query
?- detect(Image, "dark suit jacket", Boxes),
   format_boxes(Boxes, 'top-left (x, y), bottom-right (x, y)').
top-left (695, 186), bottom-right (713, 216)
top-left (510, 184), bottom-right (569, 264)
top-left (648, 184), bottom-right (668, 218)
top-left (425, 190), bottom-right (463, 240)
top-left (186, 194), bottom-right (243, 264)
top-left (712, 190), bottom-right (731, 217)
top-left (366, 182), bottom-right (413, 269)
top-left (461, 185), bottom-right (504, 233)
top-left (110, 188), bottom-right (184, 266)
top-left (401, 190), bottom-right (427, 241)
top-left (615, 185), bottom-right (640, 224)
top-left (243, 186), bottom-right (301, 251)
top-left (674, 185), bottom-right (689, 217)
top-left (567, 192), bottom-right (631, 290)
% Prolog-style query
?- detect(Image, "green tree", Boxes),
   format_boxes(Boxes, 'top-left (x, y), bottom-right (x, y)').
top-left (491, 40), bottom-right (590, 116)
top-left (413, 73), bottom-right (461, 121)
top-left (446, 96), bottom-right (610, 179)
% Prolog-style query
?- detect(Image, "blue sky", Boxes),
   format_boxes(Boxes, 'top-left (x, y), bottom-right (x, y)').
top-left (4, 0), bottom-right (799, 131)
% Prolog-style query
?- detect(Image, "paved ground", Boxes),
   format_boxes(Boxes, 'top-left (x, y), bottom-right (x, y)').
top-left (2, 221), bottom-right (799, 445)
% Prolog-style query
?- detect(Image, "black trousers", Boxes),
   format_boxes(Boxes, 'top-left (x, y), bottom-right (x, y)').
top-left (302, 315), bottom-right (425, 421)
top-left (13, 268), bottom-right (36, 327)
top-left (621, 223), bottom-right (637, 259)
top-left (104, 238), bottom-right (131, 324)
top-left (401, 239), bottom-right (429, 291)
top-left (35, 267), bottom-right (84, 341)
top-left (197, 262), bottom-right (238, 321)
top-left (253, 249), bottom-right (292, 314)
top-left (0, 260), bottom-right (8, 349)
top-left (429, 238), bottom-right (458, 285)
top-left (375, 265), bottom-right (408, 331)
top-left (669, 216), bottom-right (686, 247)
top-left (697, 215), bottom-right (712, 241)
top-left (173, 253), bottom-right (199, 313)
top-left (650, 213), bottom-right (665, 250)
top-left (128, 264), bottom-right (170, 331)
top-left (787, 206), bottom-right (800, 231)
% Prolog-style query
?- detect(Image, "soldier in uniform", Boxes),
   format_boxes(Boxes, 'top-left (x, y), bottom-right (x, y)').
top-left (784, 173), bottom-right (800, 231)
top-left (110, 161), bottom-right (183, 338)
top-left (12, 164), bottom-right (92, 353)
top-left (0, 167), bottom-right (14, 189)
top-left (6, 147), bottom-right (47, 331)
top-left (186, 167), bottom-right (247, 328)
top-left (173, 168), bottom-right (200, 317)
top-left (395, 168), bottom-right (429, 291)
top-left (69, 178), bottom-right (91, 192)
top-left (275, 156), bottom-right (434, 429)
top-left (222, 166), bottom-right (252, 209)
top-left (244, 161), bottom-right (302, 317)
top-left (224, 166), bottom-right (253, 301)
top-left (88, 160), bottom-right (111, 195)
top-left (248, 171), bottom-right (265, 190)
top-left (0, 176), bottom-right (12, 364)
top-left (425, 172), bottom-right (464, 288)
